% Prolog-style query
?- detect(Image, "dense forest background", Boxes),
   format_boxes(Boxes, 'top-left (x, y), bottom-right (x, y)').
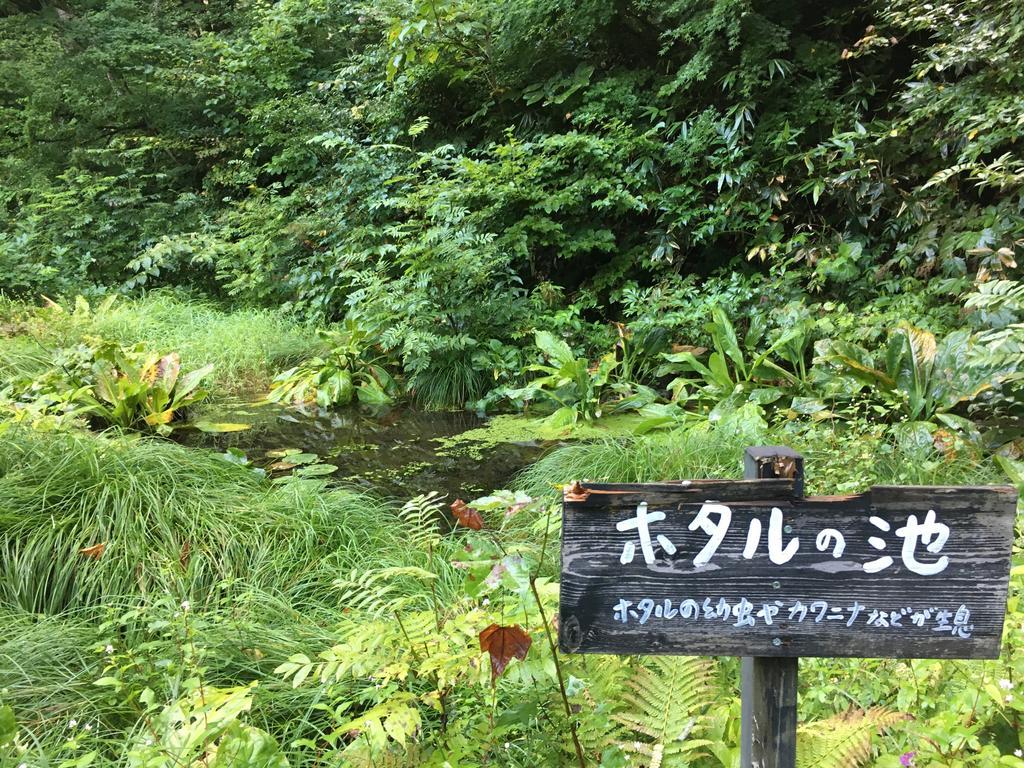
top-left (2, 0), bottom-right (1022, 410)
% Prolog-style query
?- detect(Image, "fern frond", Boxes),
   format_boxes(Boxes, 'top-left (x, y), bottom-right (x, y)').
top-left (573, 656), bottom-right (637, 755)
top-left (397, 492), bottom-right (445, 551)
top-left (973, 324), bottom-right (1024, 372)
top-left (334, 566), bottom-right (436, 615)
top-left (797, 707), bottom-right (910, 768)
top-left (965, 280), bottom-right (1024, 311)
top-left (613, 656), bottom-right (718, 767)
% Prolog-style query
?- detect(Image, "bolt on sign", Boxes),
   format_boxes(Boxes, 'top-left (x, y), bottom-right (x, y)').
top-left (558, 459), bottom-right (1017, 660)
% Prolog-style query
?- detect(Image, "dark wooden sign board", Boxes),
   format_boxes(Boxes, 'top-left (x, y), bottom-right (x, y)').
top-left (557, 446), bottom-right (1017, 768)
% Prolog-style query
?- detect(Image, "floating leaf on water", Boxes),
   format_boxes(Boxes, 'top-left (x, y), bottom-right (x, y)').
top-left (193, 421), bottom-right (252, 433)
top-left (294, 464), bottom-right (338, 477)
top-left (265, 448), bottom-right (301, 458)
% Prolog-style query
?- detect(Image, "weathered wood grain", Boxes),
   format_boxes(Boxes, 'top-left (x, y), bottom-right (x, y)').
top-left (741, 656), bottom-right (797, 768)
top-left (559, 481), bottom-right (1016, 659)
top-left (741, 446), bottom-right (801, 768)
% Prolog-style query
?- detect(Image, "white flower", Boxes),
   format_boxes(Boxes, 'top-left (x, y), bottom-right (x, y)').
top-left (105, 644), bottom-right (114, 654)
top-left (180, 600), bottom-right (191, 612)
top-left (999, 678), bottom-right (1013, 690)
top-left (1006, 694), bottom-right (1014, 703)
top-left (84, 723), bottom-right (93, 732)
top-left (68, 719), bottom-right (77, 728)
top-left (18, 763), bottom-right (27, 768)
top-left (482, 598), bottom-right (490, 606)
top-left (1014, 749), bottom-right (1023, 758)
top-left (145, 738), bottom-right (154, 746)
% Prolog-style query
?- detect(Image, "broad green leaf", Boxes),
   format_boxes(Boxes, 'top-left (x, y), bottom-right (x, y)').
top-left (210, 724), bottom-right (289, 768)
top-left (711, 307), bottom-right (745, 376)
top-left (176, 364), bottom-right (216, 399)
top-left (534, 330), bottom-right (575, 368)
top-left (707, 352), bottom-right (733, 390)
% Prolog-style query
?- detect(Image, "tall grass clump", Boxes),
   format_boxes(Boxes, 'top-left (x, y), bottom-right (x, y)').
top-left (516, 419), bottom-right (762, 497)
top-left (409, 349), bottom-right (486, 410)
top-left (0, 427), bottom-right (404, 614)
top-left (517, 417), bottom-right (1004, 498)
top-left (0, 292), bottom-right (323, 394)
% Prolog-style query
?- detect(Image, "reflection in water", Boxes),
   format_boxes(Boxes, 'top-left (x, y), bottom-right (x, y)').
top-left (184, 401), bottom-right (547, 500)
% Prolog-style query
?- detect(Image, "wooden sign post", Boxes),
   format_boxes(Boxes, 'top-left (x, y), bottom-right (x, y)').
top-left (558, 446), bottom-right (1017, 768)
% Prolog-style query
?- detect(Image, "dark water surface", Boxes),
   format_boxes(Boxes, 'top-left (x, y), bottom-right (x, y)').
top-left (185, 401), bottom-right (547, 500)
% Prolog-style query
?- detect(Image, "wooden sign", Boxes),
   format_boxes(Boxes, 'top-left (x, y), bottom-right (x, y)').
top-left (559, 475), bottom-right (1017, 660)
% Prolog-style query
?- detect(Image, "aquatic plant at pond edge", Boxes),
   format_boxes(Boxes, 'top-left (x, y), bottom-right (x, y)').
top-left (267, 322), bottom-right (400, 409)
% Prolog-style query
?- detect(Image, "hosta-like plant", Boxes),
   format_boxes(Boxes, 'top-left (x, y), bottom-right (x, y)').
top-left (827, 324), bottom-right (1013, 441)
top-left (85, 347), bottom-right (214, 435)
top-left (506, 330), bottom-right (620, 424)
top-left (657, 308), bottom-right (813, 418)
top-left (0, 336), bottom-right (233, 435)
top-left (267, 322), bottom-right (399, 409)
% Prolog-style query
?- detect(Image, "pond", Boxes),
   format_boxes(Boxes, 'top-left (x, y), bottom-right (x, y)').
top-left (185, 400), bottom-right (550, 500)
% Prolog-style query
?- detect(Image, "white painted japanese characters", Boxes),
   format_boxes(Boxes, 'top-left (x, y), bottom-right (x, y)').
top-left (614, 502), bottom-right (951, 576)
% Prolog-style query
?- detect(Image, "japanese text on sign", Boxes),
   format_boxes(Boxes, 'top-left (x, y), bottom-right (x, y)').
top-left (610, 597), bottom-right (974, 638)
top-left (616, 501), bottom-right (951, 575)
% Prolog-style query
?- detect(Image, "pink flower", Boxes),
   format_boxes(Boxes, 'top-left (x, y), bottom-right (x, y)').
top-left (900, 752), bottom-right (916, 767)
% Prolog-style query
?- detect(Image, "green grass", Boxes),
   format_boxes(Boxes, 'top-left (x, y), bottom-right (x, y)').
top-left (515, 419), bottom-right (1005, 498)
top-left (0, 424), bottom-right (474, 766)
top-left (408, 350), bottom-right (486, 411)
top-left (0, 291), bottom-right (323, 395)
top-left (0, 596), bottom-right (348, 764)
top-left (0, 427), bottom-right (412, 614)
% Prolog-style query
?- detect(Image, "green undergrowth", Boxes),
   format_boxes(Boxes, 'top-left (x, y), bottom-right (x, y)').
top-left (0, 417), bottom-right (1020, 766)
top-left (0, 293), bottom-right (322, 395)
top-left (0, 426), bottom-right (438, 615)
top-left (0, 594), bottom-right (348, 763)
top-left (515, 417), bottom-right (1005, 499)
top-left (436, 412), bottom-right (649, 459)
top-left (0, 425), bottom-right (477, 764)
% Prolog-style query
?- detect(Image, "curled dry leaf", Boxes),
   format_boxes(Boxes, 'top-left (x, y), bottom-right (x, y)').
top-left (506, 498), bottom-right (531, 518)
top-left (478, 623), bottom-right (532, 683)
top-left (563, 481), bottom-right (590, 502)
top-left (79, 542), bottom-right (106, 559)
top-left (179, 540), bottom-right (191, 570)
top-left (670, 343), bottom-right (708, 355)
top-left (451, 499), bottom-right (483, 530)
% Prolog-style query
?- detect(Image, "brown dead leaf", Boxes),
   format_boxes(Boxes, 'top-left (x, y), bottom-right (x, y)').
top-left (79, 542), bottom-right (106, 559)
top-left (179, 540), bottom-right (191, 570)
top-left (451, 499), bottom-right (483, 530)
top-left (478, 623), bottom-right (532, 683)
top-left (506, 498), bottom-right (531, 518)
top-left (670, 344), bottom-right (707, 355)
top-left (563, 481), bottom-right (590, 502)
